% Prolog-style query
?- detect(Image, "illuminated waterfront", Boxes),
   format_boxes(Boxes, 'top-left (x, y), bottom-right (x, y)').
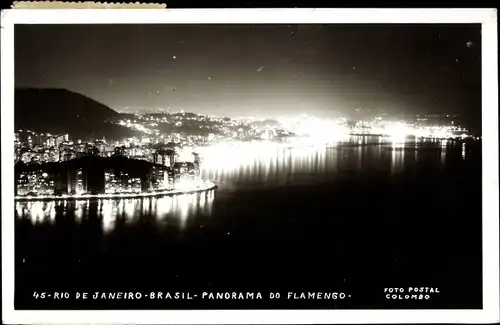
top-left (14, 180), bottom-right (217, 201)
top-left (15, 136), bottom-right (482, 309)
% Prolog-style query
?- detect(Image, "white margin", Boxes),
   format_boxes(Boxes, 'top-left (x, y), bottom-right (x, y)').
top-left (1, 8), bottom-right (498, 325)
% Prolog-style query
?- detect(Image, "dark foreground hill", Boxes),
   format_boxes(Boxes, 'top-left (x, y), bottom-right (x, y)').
top-left (15, 155), bottom-right (161, 176)
top-left (15, 88), bottom-right (143, 141)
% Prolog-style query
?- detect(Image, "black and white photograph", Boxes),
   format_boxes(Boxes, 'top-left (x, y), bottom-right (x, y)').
top-left (2, 8), bottom-right (498, 324)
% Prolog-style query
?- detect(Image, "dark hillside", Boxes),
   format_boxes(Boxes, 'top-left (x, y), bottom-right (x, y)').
top-left (15, 88), bottom-right (143, 140)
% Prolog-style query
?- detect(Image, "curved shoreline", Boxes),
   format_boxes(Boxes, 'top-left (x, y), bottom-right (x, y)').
top-left (15, 181), bottom-right (218, 202)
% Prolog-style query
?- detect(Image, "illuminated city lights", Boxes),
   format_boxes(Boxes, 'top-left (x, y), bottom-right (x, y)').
top-left (15, 180), bottom-right (216, 201)
top-left (15, 111), bottom-right (475, 201)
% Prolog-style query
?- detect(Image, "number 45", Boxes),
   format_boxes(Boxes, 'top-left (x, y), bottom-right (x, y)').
top-left (33, 292), bottom-right (46, 299)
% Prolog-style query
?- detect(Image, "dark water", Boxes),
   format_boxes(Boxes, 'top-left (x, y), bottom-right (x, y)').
top-left (15, 136), bottom-right (482, 309)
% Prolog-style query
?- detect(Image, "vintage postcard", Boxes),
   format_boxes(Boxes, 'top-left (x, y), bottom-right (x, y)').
top-left (1, 8), bottom-right (499, 324)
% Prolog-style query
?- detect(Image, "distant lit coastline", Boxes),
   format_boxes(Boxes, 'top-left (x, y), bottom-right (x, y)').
top-left (14, 180), bottom-right (217, 202)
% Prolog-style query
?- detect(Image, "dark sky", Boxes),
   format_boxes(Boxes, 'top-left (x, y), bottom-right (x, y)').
top-left (15, 24), bottom-right (481, 120)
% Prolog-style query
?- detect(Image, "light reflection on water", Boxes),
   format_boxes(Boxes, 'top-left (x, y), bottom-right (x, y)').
top-left (16, 136), bottom-right (466, 232)
top-left (18, 201), bottom-right (58, 224)
top-left (15, 190), bottom-right (216, 233)
top-left (199, 136), bottom-right (459, 187)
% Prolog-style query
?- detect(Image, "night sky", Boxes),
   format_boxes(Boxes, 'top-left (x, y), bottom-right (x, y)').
top-left (15, 24), bottom-right (481, 121)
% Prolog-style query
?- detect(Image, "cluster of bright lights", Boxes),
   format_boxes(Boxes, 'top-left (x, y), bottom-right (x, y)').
top-left (15, 180), bottom-right (217, 201)
top-left (176, 147), bottom-right (197, 162)
top-left (175, 178), bottom-right (200, 191)
top-left (282, 116), bottom-right (351, 144)
top-left (353, 120), bottom-right (470, 140)
top-left (118, 120), bottom-right (155, 135)
top-left (383, 122), bottom-right (412, 137)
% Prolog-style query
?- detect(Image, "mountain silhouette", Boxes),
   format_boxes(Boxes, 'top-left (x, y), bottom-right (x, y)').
top-left (15, 88), bottom-right (143, 140)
